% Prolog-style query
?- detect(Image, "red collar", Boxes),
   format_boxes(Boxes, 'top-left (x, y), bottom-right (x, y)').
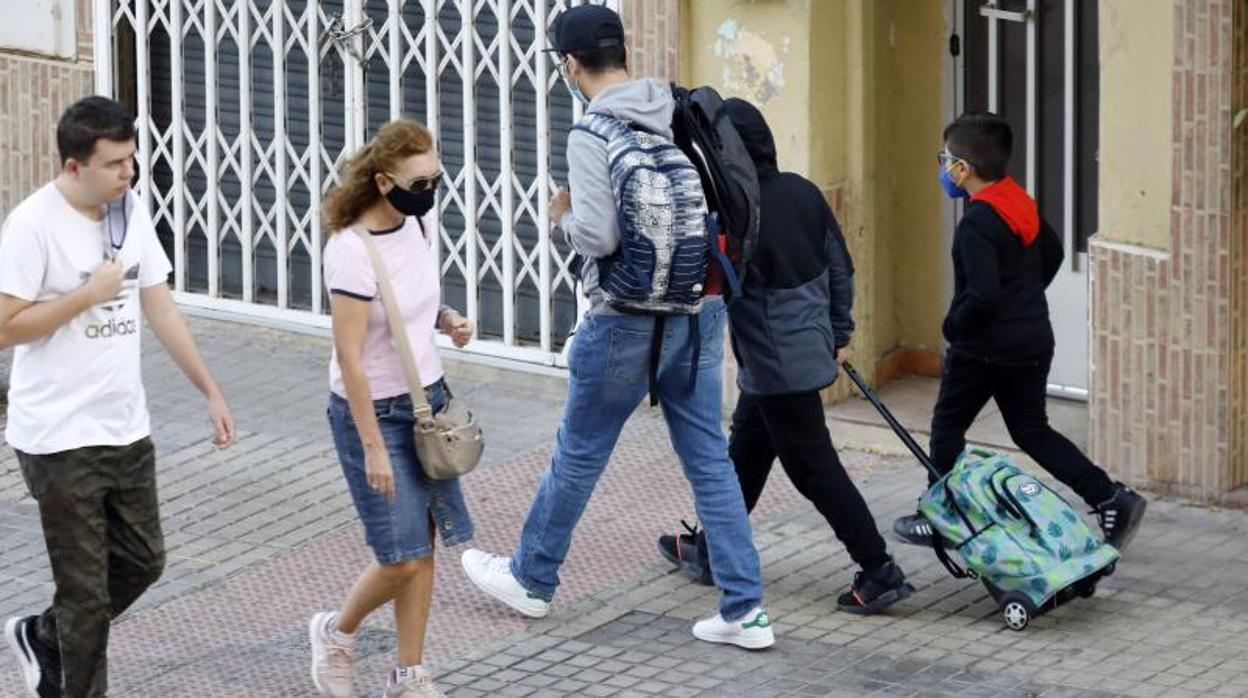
top-left (970, 176), bottom-right (1040, 246)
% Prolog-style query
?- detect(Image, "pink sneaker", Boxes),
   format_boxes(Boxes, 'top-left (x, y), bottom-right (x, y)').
top-left (309, 611), bottom-right (355, 697)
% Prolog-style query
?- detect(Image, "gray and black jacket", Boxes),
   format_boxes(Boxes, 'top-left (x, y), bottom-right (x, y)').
top-left (723, 99), bottom-right (855, 396)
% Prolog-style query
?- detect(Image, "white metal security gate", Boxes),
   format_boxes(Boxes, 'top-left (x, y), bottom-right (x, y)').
top-left (93, 0), bottom-right (614, 368)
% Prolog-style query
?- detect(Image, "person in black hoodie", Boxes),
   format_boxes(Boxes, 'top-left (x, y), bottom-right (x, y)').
top-left (658, 99), bottom-right (914, 615)
top-left (892, 113), bottom-right (1147, 552)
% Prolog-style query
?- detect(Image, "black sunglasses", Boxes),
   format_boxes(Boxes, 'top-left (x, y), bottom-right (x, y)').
top-left (387, 171), bottom-right (443, 193)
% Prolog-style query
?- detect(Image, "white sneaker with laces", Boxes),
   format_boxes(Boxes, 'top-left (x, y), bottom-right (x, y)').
top-left (691, 606), bottom-right (775, 650)
top-left (382, 666), bottom-right (446, 698)
top-left (460, 549), bottom-right (551, 618)
top-left (309, 611), bottom-right (355, 697)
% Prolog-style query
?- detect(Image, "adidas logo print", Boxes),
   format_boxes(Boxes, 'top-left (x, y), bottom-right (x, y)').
top-left (85, 317), bottom-right (138, 339)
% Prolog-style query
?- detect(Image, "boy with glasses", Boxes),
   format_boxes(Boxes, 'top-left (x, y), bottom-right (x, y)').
top-left (892, 113), bottom-right (1146, 554)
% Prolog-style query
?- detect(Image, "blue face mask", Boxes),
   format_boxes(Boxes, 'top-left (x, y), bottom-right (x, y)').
top-left (563, 74), bottom-right (589, 107)
top-left (939, 163), bottom-right (969, 199)
top-left (560, 58), bottom-right (590, 107)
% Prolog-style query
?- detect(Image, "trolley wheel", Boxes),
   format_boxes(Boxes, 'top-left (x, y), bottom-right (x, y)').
top-left (1001, 596), bottom-right (1033, 631)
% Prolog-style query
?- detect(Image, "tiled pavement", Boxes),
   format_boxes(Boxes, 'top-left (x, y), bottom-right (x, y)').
top-left (442, 467), bottom-right (1248, 697)
top-left (0, 317), bottom-right (806, 696)
top-left (3, 317), bottom-right (1248, 697)
top-left (0, 320), bottom-right (565, 625)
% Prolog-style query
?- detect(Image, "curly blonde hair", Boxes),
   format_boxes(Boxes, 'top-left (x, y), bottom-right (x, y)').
top-left (322, 119), bottom-right (435, 233)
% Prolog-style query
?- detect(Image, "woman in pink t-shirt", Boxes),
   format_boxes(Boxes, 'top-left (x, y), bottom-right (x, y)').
top-left (308, 119), bottom-right (474, 698)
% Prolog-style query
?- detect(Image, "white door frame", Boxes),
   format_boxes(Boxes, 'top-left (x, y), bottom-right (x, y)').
top-left (1045, 0), bottom-right (1090, 400)
top-left (943, 0), bottom-right (964, 320)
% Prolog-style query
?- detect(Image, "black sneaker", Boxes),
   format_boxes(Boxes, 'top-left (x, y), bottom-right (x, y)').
top-left (4, 615), bottom-right (61, 698)
top-left (892, 512), bottom-right (940, 548)
top-left (1094, 483), bottom-right (1147, 552)
top-left (657, 520), bottom-right (712, 586)
top-left (837, 559), bottom-right (916, 615)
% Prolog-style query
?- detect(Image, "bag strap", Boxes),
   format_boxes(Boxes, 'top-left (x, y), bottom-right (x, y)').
top-left (351, 226), bottom-right (436, 422)
top-left (104, 191), bottom-right (134, 262)
top-left (930, 530), bottom-right (972, 580)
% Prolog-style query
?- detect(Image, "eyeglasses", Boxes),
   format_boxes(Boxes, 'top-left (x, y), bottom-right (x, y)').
top-left (386, 171), bottom-right (443, 193)
top-left (555, 55), bottom-right (572, 82)
top-left (937, 151), bottom-right (966, 169)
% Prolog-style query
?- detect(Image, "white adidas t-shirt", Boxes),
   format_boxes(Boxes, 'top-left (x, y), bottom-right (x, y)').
top-left (0, 183), bottom-right (173, 455)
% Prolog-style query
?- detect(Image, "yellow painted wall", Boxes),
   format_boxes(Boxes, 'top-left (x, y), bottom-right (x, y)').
top-left (1097, 0), bottom-right (1174, 250)
top-left (680, 0), bottom-right (948, 384)
top-left (808, 0), bottom-right (848, 189)
top-left (842, 0), bottom-right (889, 371)
top-left (877, 0), bottom-right (946, 355)
top-left (681, 0), bottom-right (814, 175)
top-left (839, 0), bottom-right (948, 373)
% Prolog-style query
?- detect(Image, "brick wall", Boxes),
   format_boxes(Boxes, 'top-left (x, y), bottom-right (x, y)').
top-left (620, 0), bottom-right (680, 82)
top-left (0, 0), bottom-right (96, 220)
top-left (1231, 0), bottom-right (1247, 491)
top-left (1089, 0), bottom-right (1245, 500)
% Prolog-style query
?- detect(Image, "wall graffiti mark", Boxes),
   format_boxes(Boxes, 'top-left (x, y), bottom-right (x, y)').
top-left (713, 19), bottom-right (788, 104)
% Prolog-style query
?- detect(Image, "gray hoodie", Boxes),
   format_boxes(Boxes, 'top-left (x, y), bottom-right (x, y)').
top-left (558, 78), bottom-right (674, 314)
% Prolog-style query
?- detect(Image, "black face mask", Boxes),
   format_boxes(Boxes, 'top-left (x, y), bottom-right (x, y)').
top-left (385, 183), bottom-right (435, 218)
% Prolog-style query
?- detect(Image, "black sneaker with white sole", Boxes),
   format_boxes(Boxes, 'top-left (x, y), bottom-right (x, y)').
top-left (1094, 483), bottom-right (1147, 552)
top-left (4, 615), bottom-right (61, 698)
top-left (892, 512), bottom-right (941, 548)
top-left (657, 520), bottom-right (712, 586)
top-left (837, 559), bottom-right (916, 615)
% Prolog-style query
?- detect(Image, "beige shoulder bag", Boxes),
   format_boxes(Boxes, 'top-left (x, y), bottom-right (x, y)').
top-left (353, 227), bottom-right (484, 479)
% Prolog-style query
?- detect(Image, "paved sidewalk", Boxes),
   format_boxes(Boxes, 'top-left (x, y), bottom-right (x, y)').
top-left (3, 317), bottom-right (1248, 697)
top-left (442, 460), bottom-right (1248, 697)
top-left (0, 319), bottom-right (568, 623)
top-left (0, 317), bottom-right (807, 696)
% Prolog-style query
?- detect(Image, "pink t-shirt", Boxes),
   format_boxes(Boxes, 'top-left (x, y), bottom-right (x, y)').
top-left (324, 214), bottom-right (445, 399)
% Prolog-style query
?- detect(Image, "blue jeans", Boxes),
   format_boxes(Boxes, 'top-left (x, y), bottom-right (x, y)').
top-left (511, 298), bottom-right (764, 620)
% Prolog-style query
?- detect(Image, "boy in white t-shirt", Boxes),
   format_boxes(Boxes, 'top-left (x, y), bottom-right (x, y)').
top-left (0, 96), bottom-right (236, 698)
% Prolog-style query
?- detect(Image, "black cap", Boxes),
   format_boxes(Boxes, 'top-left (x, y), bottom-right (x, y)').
top-left (548, 5), bottom-right (625, 54)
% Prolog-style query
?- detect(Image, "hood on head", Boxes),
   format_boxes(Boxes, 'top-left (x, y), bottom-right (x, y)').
top-left (724, 98), bottom-right (777, 171)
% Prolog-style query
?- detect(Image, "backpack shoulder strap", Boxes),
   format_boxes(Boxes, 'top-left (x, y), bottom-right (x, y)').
top-left (573, 111), bottom-right (633, 142)
top-left (349, 227), bottom-right (435, 420)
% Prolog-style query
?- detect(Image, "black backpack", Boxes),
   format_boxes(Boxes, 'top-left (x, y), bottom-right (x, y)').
top-left (670, 84), bottom-right (761, 296)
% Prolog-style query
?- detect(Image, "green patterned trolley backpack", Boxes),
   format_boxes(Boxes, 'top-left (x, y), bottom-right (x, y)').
top-left (918, 448), bottom-right (1119, 629)
top-left (843, 364), bottom-right (1118, 631)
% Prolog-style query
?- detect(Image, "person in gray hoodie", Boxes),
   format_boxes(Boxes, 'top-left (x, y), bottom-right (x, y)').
top-left (462, 5), bottom-right (773, 652)
top-left (659, 99), bottom-right (914, 615)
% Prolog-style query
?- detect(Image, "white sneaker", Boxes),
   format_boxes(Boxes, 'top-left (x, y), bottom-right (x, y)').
top-left (5, 615), bottom-right (51, 697)
top-left (309, 611), bottom-right (355, 697)
top-left (692, 606), bottom-right (775, 650)
top-left (460, 549), bottom-right (551, 618)
top-left (382, 666), bottom-right (446, 697)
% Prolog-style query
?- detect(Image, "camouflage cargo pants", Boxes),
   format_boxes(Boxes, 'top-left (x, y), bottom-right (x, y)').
top-left (17, 437), bottom-right (166, 698)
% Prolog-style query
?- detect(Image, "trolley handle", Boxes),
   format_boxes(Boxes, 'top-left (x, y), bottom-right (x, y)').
top-left (841, 362), bottom-right (941, 480)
